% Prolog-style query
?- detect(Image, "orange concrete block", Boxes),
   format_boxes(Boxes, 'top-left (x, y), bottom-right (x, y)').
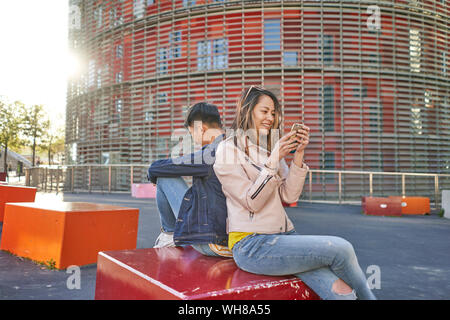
top-left (388, 196), bottom-right (430, 215)
top-left (0, 202), bottom-right (139, 269)
top-left (0, 185), bottom-right (37, 222)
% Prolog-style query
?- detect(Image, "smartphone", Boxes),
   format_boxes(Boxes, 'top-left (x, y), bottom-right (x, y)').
top-left (291, 123), bottom-right (304, 133)
top-left (289, 123), bottom-right (306, 153)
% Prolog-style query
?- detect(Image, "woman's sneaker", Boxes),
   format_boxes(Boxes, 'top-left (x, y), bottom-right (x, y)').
top-left (154, 231), bottom-right (175, 248)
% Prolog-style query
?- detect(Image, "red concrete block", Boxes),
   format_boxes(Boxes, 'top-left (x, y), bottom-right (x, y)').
top-left (0, 185), bottom-right (37, 222)
top-left (95, 246), bottom-right (320, 300)
top-left (362, 196), bottom-right (402, 217)
top-left (1, 202), bottom-right (139, 269)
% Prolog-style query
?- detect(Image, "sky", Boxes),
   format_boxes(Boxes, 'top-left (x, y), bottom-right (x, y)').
top-left (0, 0), bottom-right (71, 128)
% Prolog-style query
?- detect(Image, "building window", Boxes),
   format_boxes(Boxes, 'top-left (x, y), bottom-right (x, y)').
top-left (133, 0), bottom-right (155, 18)
top-left (97, 69), bottom-right (102, 88)
top-left (101, 152), bottom-right (120, 165)
top-left (321, 85), bottom-right (335, 132)
top-left (170, 31), bottom-right (182, 59)
top-left (115, 72), bottom-right (123, 83)
top-left (70, 143), bottom-right (78, 164)
top-left (157, 92), bottom-right (168, 105)
top-left (443, 52), bottom-right (447, 75)
top-left (115, 99), bottom-right (123, 113)
top-left (353, 86), bottom-right (367, 98)
top-left (133, 0), bottom-right (145, 19)
top-left (411, 106), bottom-right (422, 135)
top-left (183, 0), bottom-right (196, 7)
top-left (319, 34), bottom-right (333, 65)
top-left (410, 29), bottom-right (421, 73)
top-left (213, 53), bottom-right (228, 69)
top-left (197, 40), bottom-right (212, 71)
top-left (94, 6), bottom-right (103, 29)
top-left (116, 45), bottom-right (123, 59)
top-left (111, 99), bottom-right (123, 123)
top-left (110, 7), bottom-right (123, 28)
top-left (197, 39), bottom-right (228, 71)
top-left (369, 105), bottom-right (383, 134)
top-left (88, 60), bottom-right (96, 87)
top-left (323, 152), bottom-right (335, 182)
top-left (283, 52), bottom-right (298, 66)
top-left (145, 111), bottom-right (154, 122)
top-left (324, 152), bottom-right (335, 170)
top-left (424, 90), bottom-right (433, 108)
top-left (213, 38), bottom-right (228, 69)
top-left (113, 99), bottom-right (122, 123)
top-left (264, 19), bottom-right (281, 50)
top-left (369, 53), bottom-right (380, 65)
top-left (157, 47), bottom-right (169, 75)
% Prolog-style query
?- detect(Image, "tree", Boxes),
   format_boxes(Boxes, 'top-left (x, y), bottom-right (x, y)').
top-left (39, 120), bottom-right (65, 165)
top-left (20, 104), bottom-right (50, 166)
top-left (0, 98), bottom-right (22, 176)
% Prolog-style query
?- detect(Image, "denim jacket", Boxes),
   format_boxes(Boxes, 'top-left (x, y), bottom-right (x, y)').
top-left (147, 134), bottom-right (228, 246)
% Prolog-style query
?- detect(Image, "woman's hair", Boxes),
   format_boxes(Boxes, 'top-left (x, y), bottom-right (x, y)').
top-left (231, 86), bottom-right (282, 155)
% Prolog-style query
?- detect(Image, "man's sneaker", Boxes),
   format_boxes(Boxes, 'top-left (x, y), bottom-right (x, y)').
top-left (154, 231), bottom-right (175, 248)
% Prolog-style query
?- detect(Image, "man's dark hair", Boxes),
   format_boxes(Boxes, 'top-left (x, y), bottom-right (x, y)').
top-left (184, 102), bottom-right (222, 128)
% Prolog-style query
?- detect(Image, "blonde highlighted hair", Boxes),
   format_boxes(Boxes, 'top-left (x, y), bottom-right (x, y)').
top-left (231, 86), bottom-right (282, 156)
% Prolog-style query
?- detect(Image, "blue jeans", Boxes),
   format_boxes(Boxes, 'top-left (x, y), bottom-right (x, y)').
top-left (155, 177), bottom-right (220, 257)
top-left (232, 231), bottom-right (377, 300)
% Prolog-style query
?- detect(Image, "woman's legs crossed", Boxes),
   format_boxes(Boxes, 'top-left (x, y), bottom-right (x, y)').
top-left (295, 267), bottom-right (357, 300)
top-left (232, 233), bottom-right (376, 300)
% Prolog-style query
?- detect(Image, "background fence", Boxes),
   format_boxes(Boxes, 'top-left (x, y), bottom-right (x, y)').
top-left (23, 164), bottom-right (450, 210)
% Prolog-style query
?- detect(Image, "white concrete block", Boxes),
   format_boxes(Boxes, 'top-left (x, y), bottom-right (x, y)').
top-left (443, 190), bottom-right (450, 219)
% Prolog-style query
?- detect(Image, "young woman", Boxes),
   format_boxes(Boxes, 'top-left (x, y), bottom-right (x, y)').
top-left (213, 86), bottom-right (376, 300)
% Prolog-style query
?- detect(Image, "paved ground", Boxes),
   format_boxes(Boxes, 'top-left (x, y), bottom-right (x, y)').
top-left (1, 191), bottom-right (449, 300)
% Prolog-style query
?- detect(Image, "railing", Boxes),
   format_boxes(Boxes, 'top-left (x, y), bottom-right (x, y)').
top-left (24, 165), bottom-right (450, 210)
top-left (25, 164), bottom-right (149, 194)
top-left (306, 169), bottom-right (450, 210)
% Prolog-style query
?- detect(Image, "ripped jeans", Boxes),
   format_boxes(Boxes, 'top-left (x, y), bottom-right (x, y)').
top-left (231, 231), bottom-right (377, 300)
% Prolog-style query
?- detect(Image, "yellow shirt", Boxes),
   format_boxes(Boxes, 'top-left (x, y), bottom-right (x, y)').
top-left (228, 232), bottom-right (254, 250)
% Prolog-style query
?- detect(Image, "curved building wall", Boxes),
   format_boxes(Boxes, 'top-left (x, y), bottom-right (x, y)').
top-left (66, 0), bottom-right (450, 197)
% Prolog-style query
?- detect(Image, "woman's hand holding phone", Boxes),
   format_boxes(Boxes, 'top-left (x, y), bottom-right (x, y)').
top-left (289, 123), bottom-right (310, 153)
top-left (266, 124), bottom-right (310, 168)
top-left (292, 124), bottom-right (310, 153)
top-left (291, 123), bottom-right (310, 168)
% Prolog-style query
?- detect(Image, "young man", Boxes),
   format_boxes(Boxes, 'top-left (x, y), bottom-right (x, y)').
top-left (147, 102), bottom-right (231, 257)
